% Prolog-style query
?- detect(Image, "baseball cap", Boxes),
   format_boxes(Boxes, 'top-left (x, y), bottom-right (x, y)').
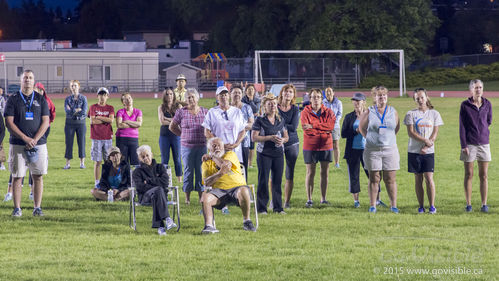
top-left (107, 146), bottom-right (121, 156)
top-left (351, 92), bottom-right (366, 101)
top-left (176, 74), bottom-right (187, 81)
top-left (216, 86), bottom-right (229, 96)
top-left (97, 87), bottom-right (109, 95)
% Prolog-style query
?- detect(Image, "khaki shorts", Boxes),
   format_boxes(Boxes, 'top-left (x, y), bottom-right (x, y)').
top-left (9, 144), bottom-right (48, 177)
top-left (363, 145), bottom-right (400, 171)
top-left (332, 128), bottom-right (340, 141)
top-left (460, 144), bottom-right (491, 162)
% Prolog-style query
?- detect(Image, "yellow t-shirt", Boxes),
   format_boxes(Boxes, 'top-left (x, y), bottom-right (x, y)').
top-left (202, 151), bottom-right (246, 190)
top-left (174, 88), bottom-right (186, 102)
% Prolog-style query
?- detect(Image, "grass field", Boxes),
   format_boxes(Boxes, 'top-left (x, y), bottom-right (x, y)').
top-left (0, 95), bottom-right (497, 281)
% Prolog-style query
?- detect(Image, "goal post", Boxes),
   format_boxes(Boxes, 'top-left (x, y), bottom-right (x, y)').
top-left (254, 49), bottom-right (406, 96)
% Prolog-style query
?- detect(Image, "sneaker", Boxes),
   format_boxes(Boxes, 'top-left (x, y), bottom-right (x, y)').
top-left (258, 211), bottom-right (268, 215)
top-left (221, 206), bottom-right (230, 215)
top-left (284, 202), bottom-right (290, 209)
top-left (465, 205), bottom-right (472, 212)
top-left (243, 220), bottom-right (256, 232)
top-left (12, 208), bottom-right (22, 217)
top-left (201, 225), bottom-right (219, 234)
top-left (368, 206), bottom-right (377, 213)
top-left (157, 227), bottom-right (167, 236)
top-left (429, 206), bottom-right (437, 214)
top-left (63, 164), bottom-right (70, 170)
top-left (165, 217), bottom-right (177, 230)
top-left (274, 210), bottom-right (286, 215)
top-left (390, 207), bottom-right (400, 214)
top-left (305, 200), bottom-right (313, 208)
top-left (3, 192), bottom-right (12, 202)
top-left (320, 200), bottom-right (331, 205)
top-left (80, 164), bottom-right (86, 169)
top-left (335, 163), bottom-right (340, 168)
top-left (418, 207), bottom-right (425, 214)
top-left (480, 205), bottom-right (489, 213)
top-left (354, 201), bottom-right (360, 208)
top-left (29, 192), bottom-right (34, 201)
top-left (376, 200), bottom-right (388, 207)
top-left (33, 207), bottom-right (44, 216)
top-left (0, 164), bottom-right (5, 170)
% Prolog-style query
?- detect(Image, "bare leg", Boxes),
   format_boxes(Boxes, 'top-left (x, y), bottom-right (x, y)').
top-left (91, 188), bottom-right (108, 200)
top-left (284, 179), bottom-right (293, 205)
top-left (415, 173), bottom-right (424, 208)
top-left (202, 193), bottom-right (219, 226)
top-left (320, 161), bottom-right (330, 202)
top-left (368, 171), bottom-right (381, 207)
top-left (94, 161), bottom-right (102, 182)
top-left (237, 187), bottom-right (251, 220)
top-left (478, 161), bottom-right (489, 206)
top-left (248, 149), bottom-right (254, 167)
top-left (185, 191), bottom-right (191, 204)
top-left (80, 158), bottom-right (85, 166)
top-left (305, 163), bottom-right (316, 201)
top-left (333, 139), bottom-right (340, 165)
top-left (31, 174), bottom-right (43, 208)
top-left (423, 172), bottom-right (435, 207)
top-left (383, 171), bottom-right (397, 207)
top-left (463, 162), bottom-right (473, 206)
top-left (352, 193), bottom-right (359, 201)
top-left (12, 177), bottom-right (23, 209)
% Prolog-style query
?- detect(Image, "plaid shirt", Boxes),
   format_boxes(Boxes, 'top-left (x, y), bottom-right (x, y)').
top-left (173, 106), bottom-right (208, 147)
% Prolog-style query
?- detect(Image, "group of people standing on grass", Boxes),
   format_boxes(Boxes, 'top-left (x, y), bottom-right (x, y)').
top-left (0, 71), bottom-right (491, 234)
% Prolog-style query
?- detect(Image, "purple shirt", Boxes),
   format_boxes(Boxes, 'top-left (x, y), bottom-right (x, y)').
top-left (172, 107), bottom-right (208, 147)
top-left (459, 97), bottom-right (492, 148)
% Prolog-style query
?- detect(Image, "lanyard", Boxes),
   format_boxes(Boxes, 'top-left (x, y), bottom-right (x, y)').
top-left (374, 105), bottom-right (388, 125)
top-left (19, 91), bottom-right (35, 112)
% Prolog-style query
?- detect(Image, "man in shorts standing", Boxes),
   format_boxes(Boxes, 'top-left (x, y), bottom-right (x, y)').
top-left (4, 70), bottom-right (49, 216)
top-left (201, 137), bottom-right (256, 234)
top-left (89, 87), bottom-right (115, 189)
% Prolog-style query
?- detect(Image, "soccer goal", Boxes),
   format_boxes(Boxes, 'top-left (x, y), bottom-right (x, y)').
top-left (254, 50), bottom-right (407, 96)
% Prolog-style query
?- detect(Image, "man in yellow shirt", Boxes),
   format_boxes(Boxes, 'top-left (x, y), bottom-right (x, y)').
top-left (201, 137), bottom-right (256, 233)
top-left (174, 74), bottom-right (187, 106)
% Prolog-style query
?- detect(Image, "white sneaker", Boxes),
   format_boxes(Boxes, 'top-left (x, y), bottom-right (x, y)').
top-left (3, 192), bottom-right (12, 202)
top-left (0, 164), bottom-right (6, 170)
top-left (157, 227), bottom-right (167, 236)
top-left (165, 217), bottom-right (177, 230)
top-left (29, 192), bottom-right (34, 201)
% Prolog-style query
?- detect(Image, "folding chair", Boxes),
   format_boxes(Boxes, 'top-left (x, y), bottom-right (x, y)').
top-left (210, 165), bottom-right (259, 230)
top-left (129, 166), bottom-right (180, 232)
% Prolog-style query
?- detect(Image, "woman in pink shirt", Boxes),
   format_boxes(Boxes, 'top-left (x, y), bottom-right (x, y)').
top-left (115, 93), bottom-right (143, 165)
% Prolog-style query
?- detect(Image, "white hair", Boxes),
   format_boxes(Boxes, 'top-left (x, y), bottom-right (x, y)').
top-left (186, 88), bottom-right (200, 101)
top-left (136, 145), bottom-right (152, 157)
top-left (206, 137), bottom-right (223, 152)
top-left (469, 79), bottom-right (483, 90)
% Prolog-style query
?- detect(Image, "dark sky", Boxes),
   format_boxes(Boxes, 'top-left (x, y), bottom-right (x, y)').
top-left (7, 0), bottom-right (79, 12)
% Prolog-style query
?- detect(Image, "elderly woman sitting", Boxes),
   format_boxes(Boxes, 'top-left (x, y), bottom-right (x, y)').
top-left (91, 146), bottom-right (130, 201)
top-left (132, 145), bottom-right (176, 236)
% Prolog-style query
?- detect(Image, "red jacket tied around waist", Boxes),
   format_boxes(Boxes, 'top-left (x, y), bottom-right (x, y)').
top-left (301, 104), bottom-right (336, 151)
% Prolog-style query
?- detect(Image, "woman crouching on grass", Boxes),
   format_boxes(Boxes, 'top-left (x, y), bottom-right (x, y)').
top-left (91, 147), bottom-right (130, 201)
top-left (404, 88), bottom-right (443, 214)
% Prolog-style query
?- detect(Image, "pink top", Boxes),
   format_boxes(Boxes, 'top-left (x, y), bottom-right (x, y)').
top-left (116, 108), bottom-right (142, 138)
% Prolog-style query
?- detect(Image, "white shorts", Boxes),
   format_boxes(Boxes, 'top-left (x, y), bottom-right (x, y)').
top-left (363, 145), bottom-right (400, 171)
top-left (460, 144), bottom-right (491, 162)
top-left (91, 139), bottom-right (113, 162)
top-left (9, 144), bottom-right (48, 177)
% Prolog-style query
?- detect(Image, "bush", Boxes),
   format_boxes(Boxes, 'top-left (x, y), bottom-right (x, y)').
top-left (359, 62), bottom-right (499, 88)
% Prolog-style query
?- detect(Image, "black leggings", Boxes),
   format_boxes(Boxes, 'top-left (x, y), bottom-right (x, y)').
top-left (256, 153), bottom-right (284, 212)
top-left (284, 143), bottom-right (299, 180)
top-left (116, 137), bottom-right (139, 165)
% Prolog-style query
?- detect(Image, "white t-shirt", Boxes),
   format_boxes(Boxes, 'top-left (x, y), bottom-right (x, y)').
top-left (202, 106), bottom-right (246, 162)
top-left (404, 108), bottom-right (444, 154)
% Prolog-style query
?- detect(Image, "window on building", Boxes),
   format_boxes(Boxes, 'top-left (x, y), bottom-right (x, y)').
top-left (56, 66), bottom-right (63, 77)
top-left (16, 66), bottom-right (23, 77)
top-left (89, 65), bottom-right (102, 80)
top-left (104, 66), bottom-right (111, 81)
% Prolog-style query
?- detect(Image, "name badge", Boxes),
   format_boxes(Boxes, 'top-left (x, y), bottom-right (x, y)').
top-left (378, 125), bottom-right (387, 135)
top-left (25, 112), bottom-right (34, 120)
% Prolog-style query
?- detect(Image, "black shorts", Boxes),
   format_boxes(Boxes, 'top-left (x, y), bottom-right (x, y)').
top-left (408, 153), bottom-right (434, 173)
top-left (303, 150), bottom-right (333, 164)
top-left (209, 186), bottom-right (247, 209)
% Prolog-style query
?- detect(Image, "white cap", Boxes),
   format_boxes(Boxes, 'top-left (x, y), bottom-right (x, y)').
top-left (216, 86), bottom-right (229, 96)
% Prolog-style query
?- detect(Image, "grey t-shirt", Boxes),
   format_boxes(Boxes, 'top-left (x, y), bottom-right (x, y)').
top-left (404, 108), bottom-right (444, 154)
